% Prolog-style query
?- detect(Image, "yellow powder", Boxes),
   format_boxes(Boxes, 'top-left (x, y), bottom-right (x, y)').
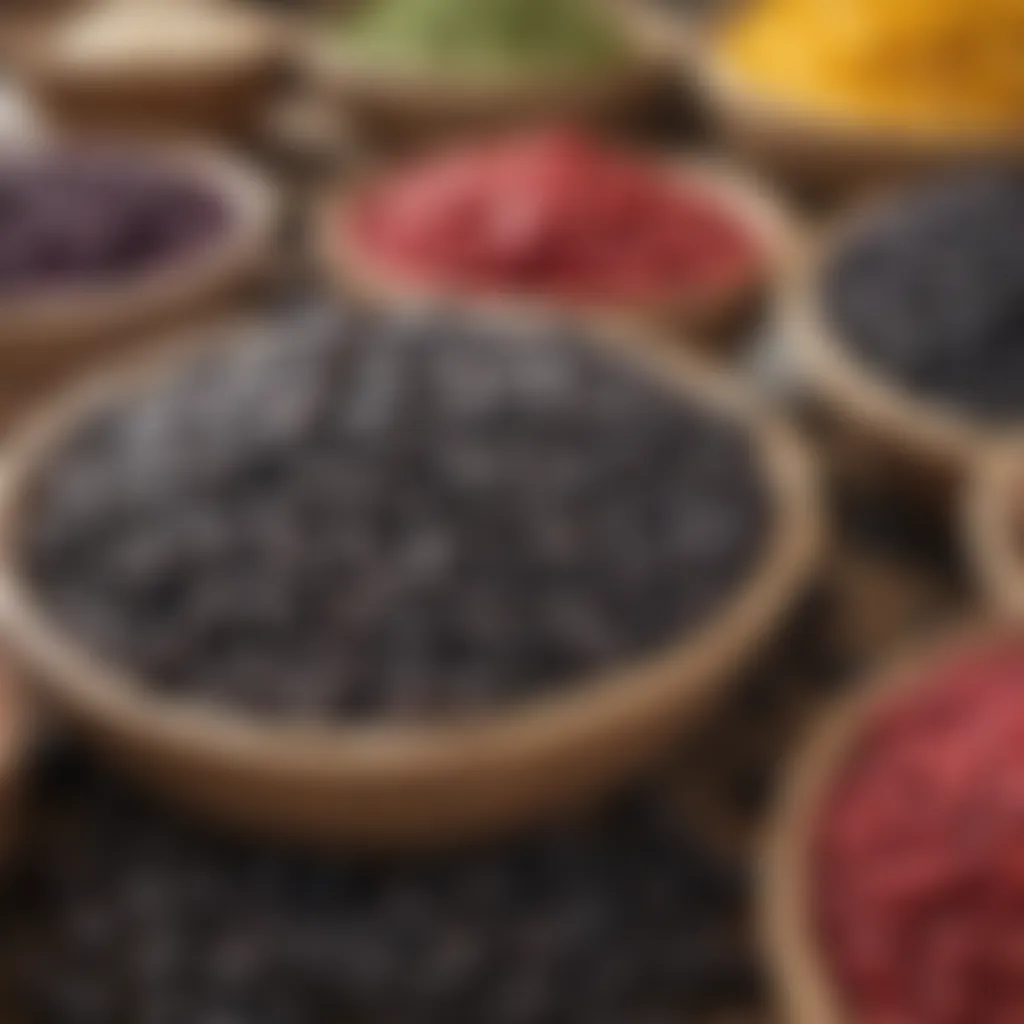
top-left (720, 0), bottom-right (1024, 130)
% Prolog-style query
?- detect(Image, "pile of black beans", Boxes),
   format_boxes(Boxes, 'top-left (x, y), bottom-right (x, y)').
top-left (825, 171), bottom-right (1024, 425)
top-left (0, 153), bottom-right (229, 293)
top-left (26, 305), bottom-right (770, 719)
top-left (3, 749), bottom-right (746, 1024)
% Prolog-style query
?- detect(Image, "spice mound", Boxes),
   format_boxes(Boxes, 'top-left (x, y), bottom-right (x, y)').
top-left (815, 639), bottom-right (1024, 1024)
top-left (348, 129), bottom-right (761, 306)
top-left (340, 0), bottom-right (631, 80)
top-left (26, 305), bottom-right (770, 720)
top-left (719, 0), bottom-right (1024, 131)
top-left (5, 751), bottom-right (745, 1024)
top-left (825, 172), bottom-right (1024, 424)
top-left (49, 3), bottom-right (276, 78)
top-left (0, 152), bottom-right (229, 295)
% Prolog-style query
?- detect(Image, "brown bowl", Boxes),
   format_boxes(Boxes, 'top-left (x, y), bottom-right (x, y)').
top-left (966, 444), bottom-right (1024, 619)
top-left (783, 188), bottom-right (1008, 502)
top-left (26, 3), bottom-right (289, 138)
top-left (0, 644), bottom-right (28, 865)
top-left (0, 314), bottom-right (821, 851)
top-left (697, 41), bottom-right (1024, 195)
top-left (306, 5), bottom-right (663, 153)
top-left (762, 619), bottom-right (1019, 1023)
top-left (319, 155), bottom-right (801, 351)
top-left (0, 141), bottom-right (278, 431)
top-left (611, 0), bottom-right (697, 66)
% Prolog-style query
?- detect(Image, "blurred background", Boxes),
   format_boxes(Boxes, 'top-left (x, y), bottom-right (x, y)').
top-left (0, 1), bottom-right (1021, 1023)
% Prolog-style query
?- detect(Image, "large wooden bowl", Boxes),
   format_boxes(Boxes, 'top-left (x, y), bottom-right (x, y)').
top-left (762, 620), bottom-right (1019, 1023)
top-left (697, 41), bottom-right (1024, 194)
top-left (319, 156), bottom-right (801, 351)
top-left (0, 142), bottom-right (278, 430)
top-left (0, 314), bottom-right (821, 851)
top-left (783, 189), bottom-right (1013, 502)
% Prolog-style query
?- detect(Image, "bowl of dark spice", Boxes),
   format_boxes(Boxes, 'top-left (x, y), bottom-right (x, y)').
top-left (787, 169), bottom-right (1024, 498)
top-left (765, 621), bottom-right (1024, 1024)
top-left (309, 0), bottom-right (660, 151)
top-left (3, 749), bottom-right (749, 1024)
top-left (323, 127), bottom-right (796, 347)
top-left (0, 303), bottom-right (819, 848)
top-left (0, 141), bottom-right (276, 429)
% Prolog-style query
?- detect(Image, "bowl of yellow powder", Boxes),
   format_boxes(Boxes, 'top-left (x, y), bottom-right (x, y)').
top-left (702, 0), bottom-right (1024, 189)
top-left (310, 0), bottom-right (660, 149)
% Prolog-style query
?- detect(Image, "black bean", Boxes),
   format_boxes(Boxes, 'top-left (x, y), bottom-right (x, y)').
top-left (27, 305), bottom-right (770, 721)
top-left (5, 753), bottom-right (742, 1024)
top-left (826, 171), bottom-right (1024, 424)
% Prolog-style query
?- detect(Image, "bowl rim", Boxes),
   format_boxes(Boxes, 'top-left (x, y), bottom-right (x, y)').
top-left (0, 139), bottom-right (279, 348)
top-left (318, 151), bottom-right (803, 335)
top-left (966, 442), bottom-right (1024, 619)
top-left (34, 0), bottom-right (287, 86)
top-left (782, 183), bottom-right (1014, 474)
top-left (761, 618), bottom-right (1024, 1024)
top-left (0, 309), bottom-right (822, 781)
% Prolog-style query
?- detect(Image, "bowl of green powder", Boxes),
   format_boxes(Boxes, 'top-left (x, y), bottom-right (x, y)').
top-left (311, 0), bottom-right (660, 148)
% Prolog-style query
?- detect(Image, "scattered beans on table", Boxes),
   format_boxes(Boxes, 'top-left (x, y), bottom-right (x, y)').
top-left (3, 748), bottom-right (746, 1024)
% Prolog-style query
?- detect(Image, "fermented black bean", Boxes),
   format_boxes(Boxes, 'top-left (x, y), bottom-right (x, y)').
top-left (27, 306), bottom-right (770, 719)
top-left (825, 171), bottom-right (1024, 425)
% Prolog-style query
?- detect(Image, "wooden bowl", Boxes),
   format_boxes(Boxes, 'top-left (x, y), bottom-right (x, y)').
top-left (0, 141), bottom-right (278, 431)
top-left (966, 444), bottom-right (1024, 619)
top-left (26, 3), bottom-right (289, 138)
top-left (319, 156), bottom-right (801, 351)
top-left (0, 313), bottom-right (822, 851)
top-left (697, 41), bottom-right (1024, 195)
top-left (782, 189), bottom-right (1007, 502)
top-left (762, 619), bottom-right (1019, 1024)
top-left (306, 6), bottom-right (663, 153)
top-left (0, 646), bottom-right (28, 865)
top-left (612, 0), bottom-right (697, 66)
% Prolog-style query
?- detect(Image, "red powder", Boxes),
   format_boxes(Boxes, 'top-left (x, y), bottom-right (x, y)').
top-left (347, 129), bottom-right (760, 305)
top-left (816, 640), bottom-right (1024, 1024)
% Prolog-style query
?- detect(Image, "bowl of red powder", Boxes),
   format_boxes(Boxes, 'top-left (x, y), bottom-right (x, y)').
top-left (765, 622), bottom-right (1024, 1024)
top-left (321, 128), bottom-right (794, 345)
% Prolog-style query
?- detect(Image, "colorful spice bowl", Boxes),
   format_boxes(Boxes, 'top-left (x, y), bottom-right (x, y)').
top-left (321, 128), bottom-right (796, 346)
top-left (307, 0), bottom-right (661, 149)
top-left (967, 444), bottom-right (1024, 620)
top-left (698, 0), bottom-right (1024, 190)
top-left (764, 621), bottom-right (1024, 1024)
top-left (0, 141), bottom-right (276, 429)
top-left (784, 170), bottom-right (1024, 498)
top-left (0, 308), bottom-right (820, 850)
top-left (27, 1), bottom-right (287, 137)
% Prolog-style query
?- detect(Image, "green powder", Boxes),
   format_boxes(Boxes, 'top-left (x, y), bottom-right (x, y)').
top-left (342, 0), bottom-right (632, 78)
